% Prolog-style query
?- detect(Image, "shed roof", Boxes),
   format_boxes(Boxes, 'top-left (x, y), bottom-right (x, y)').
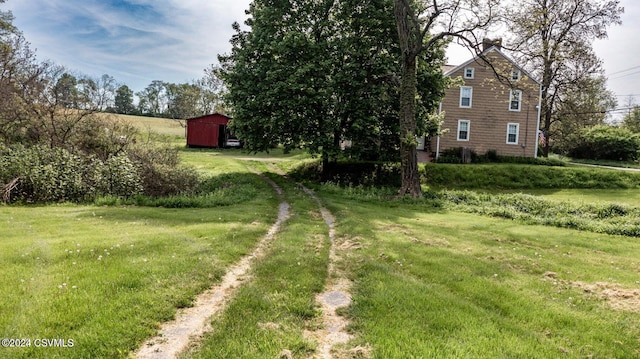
top-left (185, 112), bottom-right (232, 121)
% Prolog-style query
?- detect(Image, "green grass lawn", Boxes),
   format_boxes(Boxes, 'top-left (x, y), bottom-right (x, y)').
top-left (3, 148), bottom-right (640, 358)
top-left (0, 151), bottom-right (279, 358)
top-left (318, 189), bottom-right (640, 358)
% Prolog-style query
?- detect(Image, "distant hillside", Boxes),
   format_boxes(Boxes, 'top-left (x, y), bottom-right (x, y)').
top-left (98, 113), bottom-right (186, 137)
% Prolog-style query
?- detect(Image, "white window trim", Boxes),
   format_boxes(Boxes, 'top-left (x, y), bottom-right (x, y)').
top-left (464, 67), bottom-right (475, 79)
top-left (460, 86), bottom-right (473, 108)
top-left (511, 70), bottom-right (521, 81)
top-left (506, 123), bottom-right (520, 145)
top-left (509, 89), bottom-right (522, 112)
top-left (457, 120), bottom-right (470, 141)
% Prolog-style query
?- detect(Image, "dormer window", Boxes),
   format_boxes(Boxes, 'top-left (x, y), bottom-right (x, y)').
top-left (464, 68), bottom-right (475, 79)
top-left (511, 70), bottom-right (521, 81)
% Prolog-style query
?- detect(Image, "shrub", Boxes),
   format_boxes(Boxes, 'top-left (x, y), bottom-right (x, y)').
top-left (97, 154), bottom-right (144, 197)
top-left (290, 160), bottom-right (401, 187)
top-left (567, 125), bottom-right (640, 161)
top-left (0, 145), bottom-right (144, 203)
top-left (435, 147), bottom-right (565, 166)
top-left (127, 144), bottom-right (199, 197)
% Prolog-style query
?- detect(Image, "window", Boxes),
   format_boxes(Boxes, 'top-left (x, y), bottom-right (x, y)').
top-left (464, 67), bottom-right (475, 79)
top-left (457, 120), bottom-right (470, 141)
top-left (460, 86), bottom-right (473, 108)
top-left (511, 70), bottom-right (521, 81)
top-left (509, 89), bottom-right (522, 111)
top-left (506, 123), bottom-right (519, 144)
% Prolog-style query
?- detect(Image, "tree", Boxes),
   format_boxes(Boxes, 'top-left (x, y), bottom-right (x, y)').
top-left (0, 0), bottom-right (15, 37)
top-left (136, 80), bottom-right (167, 116)
top-left (92, 74), bottom-right (117, 111)
top-left (393, 0), bottom-right (496, 196)
top-left (505, 0), bottom-right (623, 157)
top-left (53, 73), bottom-right (78, 108)
top-left (165, 82), bottom-right (203, 119)
top-left (198, 64), bottom-right (227, 114)
top-left (622, 106), bottom-right (640, 133)
top-left (114, 85), bottom-right (136, 115)
top-left (221, 0), bottom-right (401, 168)
top-left (552, 72), bottom-right (617, 154)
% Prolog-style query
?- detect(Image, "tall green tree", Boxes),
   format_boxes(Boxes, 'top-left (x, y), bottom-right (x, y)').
top-left (114, 85), bottom-right (135, 115)
top-left (505, 0), bottom-right (623, 157)
top-left (219, 0), bottom-right (390, 168)
top-left (53, 73), bottom-right (78, 108)
top-left (136, 80), bottom-right (166, 116)
top-left (165, 82), bottom-right (203, 119)
top-left (552, 72), bottom-right (617, 154)
top-left (220, 0), bottom-right (341, 165)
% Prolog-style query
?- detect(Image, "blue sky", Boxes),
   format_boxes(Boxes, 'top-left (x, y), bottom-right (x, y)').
top-left (5, 0), bottom-right (639, 117)
top-left (6, 0), bottom-right (252, 92)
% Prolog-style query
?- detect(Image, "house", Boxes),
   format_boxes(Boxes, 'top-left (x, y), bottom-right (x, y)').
top-left (185, 113), bottom-right (232, 148)
top-left (424, 39), bottom-right (542, 160)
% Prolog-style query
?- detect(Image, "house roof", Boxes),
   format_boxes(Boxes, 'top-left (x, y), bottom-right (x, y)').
top-left (443, 46), bottom-right (541, 85)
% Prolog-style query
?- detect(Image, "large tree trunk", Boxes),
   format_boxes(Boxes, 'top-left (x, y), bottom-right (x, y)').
top-left (397, 56), bottom-right (422, 197)
top-left (395, 0), bottom-right (422, 197)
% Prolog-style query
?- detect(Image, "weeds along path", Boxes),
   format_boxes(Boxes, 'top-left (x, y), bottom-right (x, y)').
top-left (134, 169), bottom-right (289, 359)
top-left (267, 165), bottom-right (355, 358)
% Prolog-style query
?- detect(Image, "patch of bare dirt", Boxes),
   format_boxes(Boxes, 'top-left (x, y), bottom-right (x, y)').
top-left (543, 272), bottom-right (640, 313)
top-left (134, 170), bottom-right (289, 359)
top-left (575, 281), bottom-right (640, 313)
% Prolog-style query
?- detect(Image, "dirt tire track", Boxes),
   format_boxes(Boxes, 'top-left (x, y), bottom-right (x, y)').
top-left (134, 170), bottom-right (288, 359)
top-left (301, 185), bottom-right (354, 359)
top-left (266, 164), bottom-right (355, 358)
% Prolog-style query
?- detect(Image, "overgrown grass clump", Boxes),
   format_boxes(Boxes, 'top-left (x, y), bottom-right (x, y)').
top-left (95, 172), bottom-right (262, 208)
top-left (434, 190), bottom-right (640, 237)
top-left (0, 144), bottom-right (143, 203)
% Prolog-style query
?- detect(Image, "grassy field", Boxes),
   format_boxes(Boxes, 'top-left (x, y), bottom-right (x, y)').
top-left (317, 190), bottom-right (640, 358)
top-left (3, 114), bottom-right (640, 358)
top-left (0, 153), bottom-right (279, 358)
top-left (99, 113), bottom-right (186, 138)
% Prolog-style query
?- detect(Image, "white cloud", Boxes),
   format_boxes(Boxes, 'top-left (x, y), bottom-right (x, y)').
top-left (6, 0), bottom-right (251, 91)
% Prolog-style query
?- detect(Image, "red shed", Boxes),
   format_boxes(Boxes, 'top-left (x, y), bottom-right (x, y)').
top-left (185, 113), bottom-right (231, 148)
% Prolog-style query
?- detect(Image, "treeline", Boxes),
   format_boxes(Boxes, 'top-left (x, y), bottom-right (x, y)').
top-left (112, 65), bottom-right (226, 119)
top-left (31, 67), bottom-right (226, 120)
top-left (0, 8), bottom-right (201, 203)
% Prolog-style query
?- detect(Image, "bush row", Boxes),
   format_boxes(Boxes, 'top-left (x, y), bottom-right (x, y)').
top-left (0, 144), bottom-right (199, 203)
top-left (290, 161), bottom-right (402, 187)
top-left (436, 147), bottom-right (565, 166)
top-left (565, 125), bottom-right (640, 162)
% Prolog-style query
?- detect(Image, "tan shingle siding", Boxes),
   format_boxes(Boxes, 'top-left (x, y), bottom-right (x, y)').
top-left (433, 51), bottom-right (540, 158)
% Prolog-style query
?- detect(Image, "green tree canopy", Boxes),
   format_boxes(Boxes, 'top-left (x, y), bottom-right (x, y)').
top-left (220, 0), bottom-right (451, 171)
top-left (114, 85), bottom-right (136, 115)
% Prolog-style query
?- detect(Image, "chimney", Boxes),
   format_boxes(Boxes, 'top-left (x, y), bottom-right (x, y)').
top-left (482, 38), bottom-right (502, 51)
